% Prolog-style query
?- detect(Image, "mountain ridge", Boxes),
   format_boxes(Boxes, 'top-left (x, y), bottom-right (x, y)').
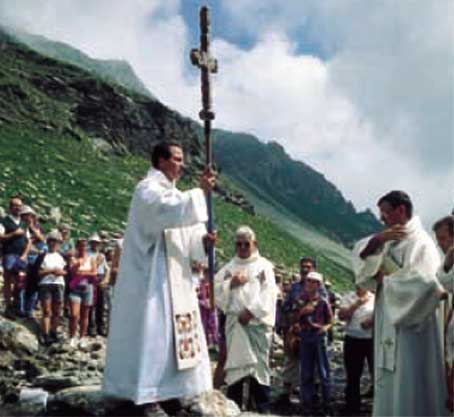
top-left (211, 129), bottom-right (382, 246)
top-left (3, 26), bottom-right (154, 99)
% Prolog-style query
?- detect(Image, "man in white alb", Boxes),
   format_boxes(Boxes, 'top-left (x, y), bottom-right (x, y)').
top-left (215, 226), bottom-right (277, 414)
top-left (353, 190), bottom-right (446, 417)
top-left (103, 142), bottom-right (216, 415)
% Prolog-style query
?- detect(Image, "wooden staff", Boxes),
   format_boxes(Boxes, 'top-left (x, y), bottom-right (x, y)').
top-left (190, 6), bottom-right (218, 309)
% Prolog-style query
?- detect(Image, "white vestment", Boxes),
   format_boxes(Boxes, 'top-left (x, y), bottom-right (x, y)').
top-left (353, 216), bottom-right (446, 417)
top-left (437, 261), bottom-right (454, 363)
top-left (103, 168), bottom-right (212, 404)
top-left (214, 253), bottom-right (277, 386)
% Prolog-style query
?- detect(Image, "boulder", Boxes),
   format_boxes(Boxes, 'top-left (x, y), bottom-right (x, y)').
top-left (0, 317), bottom-right (39, 354)
top-left (49, 385), bottom-right (105, 416)
top-left (188, 390), bottom-right (241, 417)
top-left (35, 374), bottom-right (80, 390)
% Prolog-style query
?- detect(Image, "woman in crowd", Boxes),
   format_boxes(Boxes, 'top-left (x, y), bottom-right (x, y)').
top-left (68, 238), bottom-right (96, 348)
top-left (37, 230), bottom-right (66, 345)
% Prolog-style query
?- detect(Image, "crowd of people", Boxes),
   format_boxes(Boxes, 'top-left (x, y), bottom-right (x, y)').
top-left (0, 195), bottom-right (122, 348)
top-left (1, 141), bottom-right (453, 417)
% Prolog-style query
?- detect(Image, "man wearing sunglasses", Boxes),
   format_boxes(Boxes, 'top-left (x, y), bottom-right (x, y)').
top-left (214, 226), bottom-right (277, 414)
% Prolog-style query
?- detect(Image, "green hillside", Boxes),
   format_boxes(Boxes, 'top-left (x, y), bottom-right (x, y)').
top-left (0, 125), bottom-right (353, 289)
top-left (0, 28), bottom-right (354, 289)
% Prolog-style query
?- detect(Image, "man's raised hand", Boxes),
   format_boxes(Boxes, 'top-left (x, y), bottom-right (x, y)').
top-left (377, 224), bottom-right (407, 244)
top-left (200, 168), bottom-right (216, 193)
top-left (230, 271), bottom-right (248, 288)
top-left (238, 308), bottom-right (254, 326)
top-left (360, 225), bottom-right (406, 259)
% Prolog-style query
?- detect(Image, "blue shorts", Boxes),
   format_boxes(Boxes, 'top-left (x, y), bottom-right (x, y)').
top-left (2, 254), bottom-right (27, 273)
top-left (69, 284), bottom-right (94, 306)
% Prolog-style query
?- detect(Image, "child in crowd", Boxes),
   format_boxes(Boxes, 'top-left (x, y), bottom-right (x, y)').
top-left (298, 272), bottom-right (334, 416)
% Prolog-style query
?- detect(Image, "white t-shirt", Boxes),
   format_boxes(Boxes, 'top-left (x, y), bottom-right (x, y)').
top-left (339, 291), bottom-right (375, 339)
top-left (39, 252), bottom-right (66, 286)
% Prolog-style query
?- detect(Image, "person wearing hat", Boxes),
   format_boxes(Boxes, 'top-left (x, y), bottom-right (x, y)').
top-left (21, 205), bottom-right (47, 318)
top-left (297, 271), bottom-right (334, 416)
top-left (279, 256), bottom-right (318, 409)
top-left (58, 223), bottom-right (75, 257)
top-left (36, 230), bottom-right (67, 345)
top-left (0, 196), bottom-right (31, 318)
top-left (87, 233), bottom-right (110, 337)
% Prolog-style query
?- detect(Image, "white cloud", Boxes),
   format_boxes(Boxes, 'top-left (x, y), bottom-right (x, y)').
top-left (210, 31), bottom-right (451, 226)
top-left (1, 0), bottom-right (452, 228)
top-left (219, 0), bottom-right (454, 225)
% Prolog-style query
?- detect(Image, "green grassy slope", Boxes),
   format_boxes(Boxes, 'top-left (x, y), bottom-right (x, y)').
top-left (225, 176), bottom-right (353, 270)
top-left (0, 125), bottom-right (353, 290)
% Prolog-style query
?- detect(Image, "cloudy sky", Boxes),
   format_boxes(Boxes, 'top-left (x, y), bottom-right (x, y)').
top-left (1, 0), bottom-right (452, 228)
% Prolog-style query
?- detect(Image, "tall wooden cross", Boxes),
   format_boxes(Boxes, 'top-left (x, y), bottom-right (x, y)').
top-left (190, 5), bottom-right (218, 306)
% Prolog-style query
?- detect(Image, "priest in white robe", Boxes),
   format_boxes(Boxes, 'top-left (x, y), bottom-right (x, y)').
top-left (214, 226), bottom-right (277, 414)
top-left (352, 190), bottom-right (446, 417)
top-left (103, 142), bottom-right (216, 414)
top-left (433, 215), bottom-right (454, 412)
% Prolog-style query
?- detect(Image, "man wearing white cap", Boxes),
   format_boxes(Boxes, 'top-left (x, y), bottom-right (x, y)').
top-left (297, 271), bottom-right (334, 416)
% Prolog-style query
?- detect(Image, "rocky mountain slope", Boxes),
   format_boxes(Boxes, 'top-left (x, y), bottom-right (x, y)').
top-left (6, 26), bottom-right (153, 98)
top-left (0, 29), bottom-right (202, 163)
top-left (213, 130), bottom-right (382, 246)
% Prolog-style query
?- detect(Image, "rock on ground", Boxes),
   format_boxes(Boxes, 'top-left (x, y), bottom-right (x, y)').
top-left (0, 300), bottom-right (373, 416)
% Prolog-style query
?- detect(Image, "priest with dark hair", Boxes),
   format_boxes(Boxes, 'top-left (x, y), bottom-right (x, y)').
top-left (352, 190), bottom-right (446, 416)
top-left (104, 142), bottom-right (217, 416)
